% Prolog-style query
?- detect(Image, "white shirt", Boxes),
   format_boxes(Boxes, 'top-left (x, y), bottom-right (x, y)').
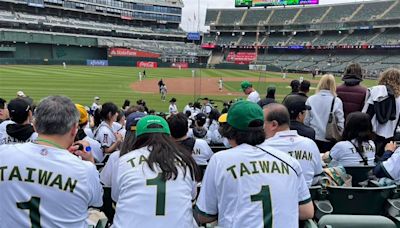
top-left (114, 147), bottom-right (197, 228)
top-left (247, 90), bottom-right (261, 103)
top-left (383, 148), bottom-right (400, 181)
top-left (265, 130), bottom-right (323, 187)
top-left (84, 136), bottom-right (103, 163)
top-left (329, 140), bottom-right (376, 166)
top-left (0, 121), bottom-right (37, 145)
top-left (112, 122), bottom-right (126, 138)
top-left (304, 90), bottom-right (345, 142)
top-left (183, 105), bottom-right (191, 114)
top-left (187, 128), bottom-right (212, 144)
top-left (202, 104), bottom-right (212, 114)
top-left (196, 143), bottom-right (311, 228)
top-left (84, 127), bottom-right (94, 139)
top-left (192, 139), bottom-right (214, 166)
top-left (169, 104), bottom-right (178, 114)
top-left (100, 151), bottom-right (120, 201)
top-left (91, 103), bottom-right (100, 112)
top-left (0, 143), bottom-right (103, 227)
top-left (95, 122), bottom-right (116, 149)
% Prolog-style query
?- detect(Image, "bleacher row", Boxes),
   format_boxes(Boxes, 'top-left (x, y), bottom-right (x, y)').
top-left (206, 0), bottom-right (400, 26)
top-left (95, 149), bottom-right (400, 227)
top-left (203, 28), bottom-right (400, 47)
top-left (258, 53), bottom-right (400, 75)
top-left (0, 10), bottom-right (185, 37)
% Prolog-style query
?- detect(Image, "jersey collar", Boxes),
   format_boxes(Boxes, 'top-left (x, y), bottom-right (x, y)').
top-left (270, 130), bottom-right (299, 139)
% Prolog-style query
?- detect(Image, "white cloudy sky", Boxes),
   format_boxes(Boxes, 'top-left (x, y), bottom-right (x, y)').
top-left (180, 0), bottom-right (377, 32)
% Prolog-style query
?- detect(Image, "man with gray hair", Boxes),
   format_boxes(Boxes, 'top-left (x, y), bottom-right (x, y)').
top-left (0, 96), bottom-right (103, 227)
top-left (263, 103), bottom-right (323, 187)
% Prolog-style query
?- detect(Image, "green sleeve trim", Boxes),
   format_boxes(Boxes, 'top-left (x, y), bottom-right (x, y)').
top-left (299, 197), bottom-right (312, 205)
top-left (194, 205), bottom-right (217, 218)
top-left (381, 164), bottom-right (395, 180)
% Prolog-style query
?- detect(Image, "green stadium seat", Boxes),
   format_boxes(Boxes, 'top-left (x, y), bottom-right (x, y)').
top-left (326, 185), bottom-right (396, 215)
top-left (344, 166), bottom-right (375, 187)
top-left (317, 215), bottom-right (396, 228)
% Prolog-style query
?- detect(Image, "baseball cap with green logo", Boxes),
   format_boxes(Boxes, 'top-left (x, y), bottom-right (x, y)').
top-left (241, 81), bottom-right (253, 91)
top-left (136, 115), bottom-right (171, 137)
top-left (227, 101), bottom-right (264, 131)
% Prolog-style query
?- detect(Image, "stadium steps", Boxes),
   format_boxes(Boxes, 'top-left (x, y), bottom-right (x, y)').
top-left (318, 6), bottom-right (333, 23)
top-left (291, 8), bottom-right (303, 24)
top-left (337, 34), bottom-right (350, 45)
top-left (215, 10), bottom-right (222, 25)
top-left (283, 36), bottom-right (294, 46)
top-left (259, 37), bottom-right (267, 46)
top-left (348, 4), bottom-right (365, 21)
top-left (311, 35), bottom-right (321, 45)
top-left (237, 36), bottom-right (243, 45)
top-left (379, 1), bottom-right (399, 19)
top-left (264, 9), bottom-right (275, 25)
top-left (239, 10), bottom-right (248, 25)
top-left (367, 31), bottom-right (384, 44)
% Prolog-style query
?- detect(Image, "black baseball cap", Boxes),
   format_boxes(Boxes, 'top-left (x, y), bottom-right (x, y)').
top-left (7, 98), bottom-right (32, 124)
top-left (169, 98), bottom-right (177, 103)
top-left (283, 95), bottom-right (311, 117)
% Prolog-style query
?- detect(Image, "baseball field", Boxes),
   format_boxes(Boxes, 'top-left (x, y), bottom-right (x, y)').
top-left (0, 65), bottom-right (378, 112)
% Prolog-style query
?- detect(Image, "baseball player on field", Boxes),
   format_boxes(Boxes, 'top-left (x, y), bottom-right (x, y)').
top-left (0, 96), bottom-right (103, 227)
top-left (195, 101), bottom-right (313, 227)
top-left (263, 103), bottom-right (323, 187)
top-left (113, 115), bottom-right (199, 227)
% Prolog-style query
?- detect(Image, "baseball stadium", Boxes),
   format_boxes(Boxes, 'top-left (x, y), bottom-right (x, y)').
top-left (1, 0), bottom-right (400, 227)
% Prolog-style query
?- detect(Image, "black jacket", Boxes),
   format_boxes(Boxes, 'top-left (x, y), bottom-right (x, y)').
top-left (290, 121), bottom-right (316, 141)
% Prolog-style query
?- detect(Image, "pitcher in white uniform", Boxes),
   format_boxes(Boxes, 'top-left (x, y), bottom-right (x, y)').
top-left (195, 101), bottom-right (313, 228)
top-left (241, 81), bottom-right (260, 103)
top-left (113, 115), bottom-right (200, 227)
top-left (0, 96), bottom-right (102, 227)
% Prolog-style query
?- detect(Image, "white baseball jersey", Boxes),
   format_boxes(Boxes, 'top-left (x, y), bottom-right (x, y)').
top-left (219, 79), bottom-right (223, 89)
top-left (264, 130), bottom-right (323, 187)
top-left (196, 143), bottom-right (311, 228)
top-left (169, 104), bottom-right (178, 114)
top-left (0, 121), bottom-right (38, 145)
top-left (210, 129), bottom-right (231, 148)
top-left (247, 90), bottom-right (261, 103)
top-left (100, 151), bottom-right (120, 201)
top-left (114, 147), bottom-right (197, 228)
top-left (91, 103), bottom-right (100, 112)
top-left (383, 148), bottom-right (400, 181)
top-left (202, 104), bottom-right (212, 115)
top-left (0, 143), bottom-right (103, 227)
top-left (161, 85), bottom-right (167, 95)
top-left (95, 122), bottom-right (116, 149)
top-left (112, 122), bottom-right (126, 138)
top-left (84, 136), bottom-right (103, 163)
top-left (329, 140), bottom-right (376, 166)
top-left (192, 139), bottom-right (214, 165)
top-left (84, 127), bottom-right (94, 139)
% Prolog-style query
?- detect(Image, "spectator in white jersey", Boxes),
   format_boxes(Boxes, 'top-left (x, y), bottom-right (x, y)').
top-left (201, 98), bottom-right (213, 115)
top-left (167, 113), bottom-right (213, 173)
top-left (0, 98), bottom-right (37, 145)
top-left (100, 111), bottom-right (147, 202)
top-left (169, 97), bottom-right (178, 114)
top-left (322, 112), bottom-right (376, 166)
top-left (91, 96), bottom-right (101, 112)
top-left (263, 103), bottom-right (323, 187)
top-left (0, 96), bottom-right (102, 227)
top-left (187, 113), bottom-right (211, 143)
top-left (94, 102), bottom-right (123, 154)
top-left (113, 115), bottom-right (200, 227)
top-left (74, 104), bottom-right (103, 163)
top-left (195, 101), bottom-right (313, 227)
top-left (241, 81), bottom-right (260, 103)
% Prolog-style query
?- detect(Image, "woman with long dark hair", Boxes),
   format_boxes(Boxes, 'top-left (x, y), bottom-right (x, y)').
top-left (323, 112), bottom-right (375, 166)
top-left (114, 115), bottom-right (200, 227)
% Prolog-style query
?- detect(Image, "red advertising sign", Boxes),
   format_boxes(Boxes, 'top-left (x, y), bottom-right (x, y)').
top-left (201, 43), bottom-right (216, 49)
top-left (171, 62), bottom-right (189, 69)
top-left (109, 48), bottom-right (160, 58)
top-left (136, 61), bottom-right (158, 68)
top-left (227, 52), bottom-right (256, 63)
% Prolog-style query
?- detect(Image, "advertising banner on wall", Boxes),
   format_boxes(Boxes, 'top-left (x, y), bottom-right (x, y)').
top-left (137, 61), bottom-right (158, 68)
top-left (249, 64), bottom-right (267, 71)
top-left (86, 60), bottom-right (109, 66)
top-left (171, 62), bottom-right (189, 69)
top-left (109, 48), bottom-right (160, 58)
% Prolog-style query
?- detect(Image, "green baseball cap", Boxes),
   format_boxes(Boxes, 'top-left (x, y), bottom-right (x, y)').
top-left (241, 81), bottom-right (252, 91)
top-left (136, 115), bottom-right (171, 137)
top-left (227, 101), bottom-right (264, 131)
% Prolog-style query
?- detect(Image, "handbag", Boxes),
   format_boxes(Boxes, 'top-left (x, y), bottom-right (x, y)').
top-left (325, 97), bottom-right (342, 142)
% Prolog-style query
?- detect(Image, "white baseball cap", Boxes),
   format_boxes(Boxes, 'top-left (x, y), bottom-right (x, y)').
top-left (17, 91), bottom-right (26, 97)
top-left (94, 96), bottom-right (100, 100)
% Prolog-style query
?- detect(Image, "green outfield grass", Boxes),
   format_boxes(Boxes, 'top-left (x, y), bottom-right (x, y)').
top-left (0, 65), bottom-right (378, 112)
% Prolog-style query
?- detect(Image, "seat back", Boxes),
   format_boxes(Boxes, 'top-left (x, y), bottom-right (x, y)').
top-left (344, 166), bottom-right (375, 186)
top-left (327, 185), bottom-right (396, 215)
top-left (318, 215), bottom-right (396, 228)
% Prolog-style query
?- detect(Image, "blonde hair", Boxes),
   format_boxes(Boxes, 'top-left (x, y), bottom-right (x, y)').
top-left (316, 74), bottom-right (337, 96)
top-left (379, 68), bottom-right (400, 98)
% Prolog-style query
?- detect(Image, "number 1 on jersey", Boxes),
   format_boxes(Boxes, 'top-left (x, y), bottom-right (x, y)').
top-left (16, 196), bottom-right (42, 228)
top-left (146, 173), bottom-right (166, 216)
top-left (251, 185), bottom-right (273, 228)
